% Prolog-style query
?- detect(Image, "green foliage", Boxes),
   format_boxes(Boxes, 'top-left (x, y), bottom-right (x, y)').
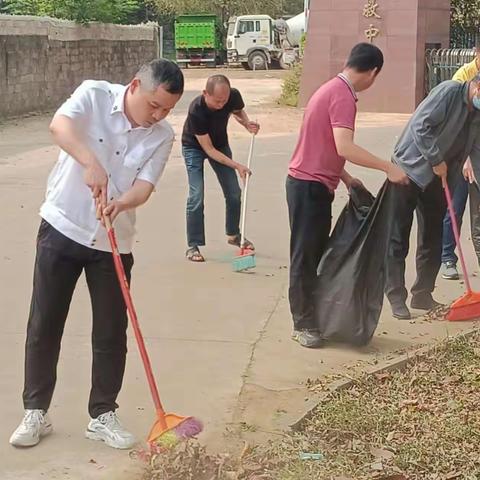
top-left (1, 0), bottom-right (146, 24)
top-left (299, 32), bottom-right (306, 57)
top-left (279, 61), bottom-right (302, 107)
top-left (146, 0), bottom-right (304, 22)
top-left (2, 0), bottom-right (41, 15)
top-left (451, 0), bottom-right (480, 30)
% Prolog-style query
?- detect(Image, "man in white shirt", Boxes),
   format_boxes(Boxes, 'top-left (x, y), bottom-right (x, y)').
top-left (9, 59), bottom-right (184, 450)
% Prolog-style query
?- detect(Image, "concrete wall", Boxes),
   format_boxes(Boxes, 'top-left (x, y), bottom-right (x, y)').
top-left (161, 21), bottom-right (176, 60)
top-left (299, 0), bottom-right (451, 113)
top-left (0, 15), bottom-right (160, 118)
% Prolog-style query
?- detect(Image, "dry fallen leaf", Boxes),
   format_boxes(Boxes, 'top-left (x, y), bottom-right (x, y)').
top-left (224, 472), bottom-right (238, 480)
top-left (442, 375), bottom-right (461, 384)
top-left (370, 447), bottom-right (395, 461)
top-left (400, 398), bottom-right (419, 408)
top-left (371, 461), bottom-right (384, 471)
top-left (445, 472), bottom-right (462, 479)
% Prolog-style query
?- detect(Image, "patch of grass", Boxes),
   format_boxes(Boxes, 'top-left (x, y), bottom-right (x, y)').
top-left (257, 333), bottom-right (480, 479)
top-left (278, 62), bottom-right (303, 107)
top-left (144, 332), bottom-right (480, 480)
top-left (239, 422), bottom-right (258, 433)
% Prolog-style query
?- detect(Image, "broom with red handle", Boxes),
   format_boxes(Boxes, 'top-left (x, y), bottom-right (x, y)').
top-left (103, 215), bottom-right (202, 445)
top-left (443, 180), bottom-right (480, 321)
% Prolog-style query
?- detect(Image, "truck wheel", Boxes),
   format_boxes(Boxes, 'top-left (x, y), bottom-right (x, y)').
top-left (248, 51), bottom-right (268, 70)
top-left (279, 58), bottom-right (291, 70)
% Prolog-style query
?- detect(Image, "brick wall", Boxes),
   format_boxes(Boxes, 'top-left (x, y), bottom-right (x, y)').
top-left (0, 15), bottom-right (160, 118)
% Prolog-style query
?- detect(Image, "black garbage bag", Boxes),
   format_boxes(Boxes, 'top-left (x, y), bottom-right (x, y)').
top-left (313, 182), bottom-right (390, 346)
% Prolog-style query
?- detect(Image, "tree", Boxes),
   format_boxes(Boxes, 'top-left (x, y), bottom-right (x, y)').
top-left (450, 0), bottom-right (480, 47)
top-left (1, 0), bottom-right (148, 24)
top-left (451, 0), bottom-right (480, 30)
top-left (146, 0), bottom-right (304, 22)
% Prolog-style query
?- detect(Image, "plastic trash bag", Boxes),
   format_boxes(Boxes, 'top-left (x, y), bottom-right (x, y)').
top-left (314, 182), bottom-right (389, 346)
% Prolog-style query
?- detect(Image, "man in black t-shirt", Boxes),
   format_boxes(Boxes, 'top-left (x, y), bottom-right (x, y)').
top-left (182, 74), bottom-right (260, 262)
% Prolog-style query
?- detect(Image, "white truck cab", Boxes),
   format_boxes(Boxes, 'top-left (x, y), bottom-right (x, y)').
top-left (227, 14), bottom-right (297, 70)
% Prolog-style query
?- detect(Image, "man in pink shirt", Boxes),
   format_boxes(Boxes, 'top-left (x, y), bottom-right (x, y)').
top-left (287, 43), bottom-right (408, 348)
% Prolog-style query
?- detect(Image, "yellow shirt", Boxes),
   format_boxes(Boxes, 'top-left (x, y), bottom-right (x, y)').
top-left (453, 59), bottom-right (479, 82)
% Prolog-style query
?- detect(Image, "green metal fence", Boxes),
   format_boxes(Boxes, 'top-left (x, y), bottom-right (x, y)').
top-left (425, 48), bottom-right (475, 94)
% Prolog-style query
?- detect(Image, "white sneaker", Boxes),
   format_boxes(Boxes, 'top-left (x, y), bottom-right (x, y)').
top-left (85, 411), bottom-right (136, 450)
top-left (9, 409), bottom-right (53, 447)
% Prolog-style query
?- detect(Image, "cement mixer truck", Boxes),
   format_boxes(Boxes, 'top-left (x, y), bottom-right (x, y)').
top-left (226, 12), bottom-right (306, 70)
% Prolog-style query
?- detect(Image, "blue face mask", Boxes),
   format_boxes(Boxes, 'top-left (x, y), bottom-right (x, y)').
top-left (473, 95), bottom-right (480, 110)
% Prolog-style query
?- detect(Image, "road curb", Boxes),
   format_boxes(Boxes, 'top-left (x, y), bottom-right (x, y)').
top-left (289, 324), bottom-right (480, 431)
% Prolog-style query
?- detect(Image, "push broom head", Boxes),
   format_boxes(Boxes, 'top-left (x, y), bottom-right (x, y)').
top-left (232, 248), bottom-right (256, 272)
top-left (148, 413), bottom-right (203, 448)
top-left (446, 291), bottom-right (480, 321)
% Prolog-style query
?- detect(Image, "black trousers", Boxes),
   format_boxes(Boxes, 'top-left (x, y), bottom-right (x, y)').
top-left (23, 220), bottom-right (133, 418)
top-left (286, 175), bottom-right (334, 330)
top-left (385, 177), bottom-right (446, 306)
top-left (469, 182), bottom-right (480, 263)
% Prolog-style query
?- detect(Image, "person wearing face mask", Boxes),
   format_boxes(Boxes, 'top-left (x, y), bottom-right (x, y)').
top-left (441, 44), bottom-right (480, 281)
top-left (385, 73), bottom-right (480, 320)
top-left (9, 59), bottom-right (184, 450)
top-left (182, 74), bottom-right (260, 262)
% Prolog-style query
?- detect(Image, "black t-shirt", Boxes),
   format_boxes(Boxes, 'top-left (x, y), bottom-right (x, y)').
top-left (182, 88), bottom-right (245, 150)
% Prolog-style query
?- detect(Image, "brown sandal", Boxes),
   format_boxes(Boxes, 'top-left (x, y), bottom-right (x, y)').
top-left (186, 246), bottom-right (205, 262)
top-left (227, 234), bottom-right (255, 251)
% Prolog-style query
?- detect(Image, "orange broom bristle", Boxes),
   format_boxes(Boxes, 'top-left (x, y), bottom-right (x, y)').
top-left (447, 291), bottom-right (480, 321)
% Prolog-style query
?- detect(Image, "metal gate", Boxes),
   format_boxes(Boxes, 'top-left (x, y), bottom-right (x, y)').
top-left (425, 48), bottom-right (475, 94)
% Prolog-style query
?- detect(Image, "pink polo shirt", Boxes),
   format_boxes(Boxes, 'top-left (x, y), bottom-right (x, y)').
top-left (288, 74), bottom-right (358, 192)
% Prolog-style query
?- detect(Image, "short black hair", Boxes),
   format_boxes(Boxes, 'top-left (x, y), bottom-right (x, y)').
top-left (206, 74), bottom-right (231, 94)
top-left (346, 43), bottom-right (384, 73)
top-left (137, 59), bottom-right (184, 95)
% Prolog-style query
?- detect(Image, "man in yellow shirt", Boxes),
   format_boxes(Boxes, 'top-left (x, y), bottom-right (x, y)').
top-left (441, 45), bottom-right (480, 280)
top-left (453, 53), bottom-right (480, 83)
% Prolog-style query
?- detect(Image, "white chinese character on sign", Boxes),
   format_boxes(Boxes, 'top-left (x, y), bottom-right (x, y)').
top-left (365, 24), bottom-right (380, 43)
top-left (363, 0), bottom-right (381, 19)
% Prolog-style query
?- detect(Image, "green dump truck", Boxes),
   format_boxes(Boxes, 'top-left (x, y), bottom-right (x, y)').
top-left (174, 14), bottom-right (225, 68)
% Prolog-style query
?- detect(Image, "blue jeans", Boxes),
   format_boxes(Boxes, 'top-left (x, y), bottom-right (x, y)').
top-left (441, 175), bottom-right (469, 264)
top-left (183, 145), bottom-right (241, 248)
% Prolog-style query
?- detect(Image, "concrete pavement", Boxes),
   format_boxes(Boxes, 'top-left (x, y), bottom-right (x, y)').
top-left (0, 71), bottom-right (478, 479)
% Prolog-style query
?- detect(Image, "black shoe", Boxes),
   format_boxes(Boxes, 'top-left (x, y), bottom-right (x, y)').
top-left (410, 294), bottom-right (442, 311)
top-left (391, 303), bottom-right (411, 320)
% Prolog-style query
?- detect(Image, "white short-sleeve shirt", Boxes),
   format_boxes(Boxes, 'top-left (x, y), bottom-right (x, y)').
top-left (40, 80), bottom-right (174, 254)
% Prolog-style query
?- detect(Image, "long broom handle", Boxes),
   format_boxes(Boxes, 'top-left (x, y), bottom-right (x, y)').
top-left (240, 134), bottom-right (255, 250)
top-left (104, 216), bottom-right (168, 430)
top-left (444, 181), bottom-right (473, 293)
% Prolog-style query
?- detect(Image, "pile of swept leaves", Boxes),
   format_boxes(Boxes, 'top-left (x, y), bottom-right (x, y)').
top-left (144, 332), bottom-right (480, 480)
